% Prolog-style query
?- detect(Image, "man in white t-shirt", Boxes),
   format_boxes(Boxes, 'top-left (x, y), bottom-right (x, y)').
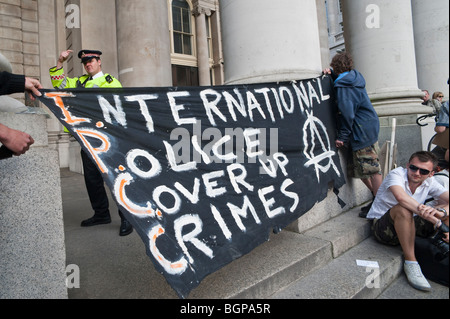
top-left (367, 151), bottom-right (449, 291)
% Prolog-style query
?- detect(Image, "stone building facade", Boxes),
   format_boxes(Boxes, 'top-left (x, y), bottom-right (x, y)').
top-left (1, 0), bottom-right (448, 169)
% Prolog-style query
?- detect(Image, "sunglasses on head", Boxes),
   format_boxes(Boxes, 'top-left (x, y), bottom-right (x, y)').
top-left (409, 164), bottom-right (431, 175)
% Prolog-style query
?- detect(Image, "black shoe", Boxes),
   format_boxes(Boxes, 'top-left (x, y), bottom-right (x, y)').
top-left (81, 215), bottom-right (111, 227)
top-left (119, 218), bottom-right (133, 236)
top-left (359, 201), bottom-right (373, 218)
top-left (359, 209), bottom-right (369, 218)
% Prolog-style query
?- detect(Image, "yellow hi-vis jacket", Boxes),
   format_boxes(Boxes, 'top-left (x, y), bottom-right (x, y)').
top-left (49, 66), bottom-right (122, 132)
top-left (49, 66), bottom-right (122, 89)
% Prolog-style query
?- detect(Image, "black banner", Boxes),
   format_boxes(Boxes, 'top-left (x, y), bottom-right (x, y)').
top-left (40, 75), bottom-right (345, 298)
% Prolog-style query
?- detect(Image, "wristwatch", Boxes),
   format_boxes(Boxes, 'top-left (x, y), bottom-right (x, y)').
top-left (436, 207), bottom-right (448, 220)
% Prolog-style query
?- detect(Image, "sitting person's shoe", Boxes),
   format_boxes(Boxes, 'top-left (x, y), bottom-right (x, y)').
top-left (81, 215), bottom-right (111, 227)
top-left (359, 200), bottom-right (373, 218)
top-left (119, 218), bottom-right (133, 236)
top-left (403, 262), bottom-right (431, 292)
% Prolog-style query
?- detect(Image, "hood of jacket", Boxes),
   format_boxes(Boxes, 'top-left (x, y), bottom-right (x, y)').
top-left (334, 70), bottom-right (366, 89)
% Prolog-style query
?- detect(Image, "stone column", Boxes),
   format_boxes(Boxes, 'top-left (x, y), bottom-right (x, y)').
top-left (411, 0), bottom-right (449, 152)
top-left (326, 0), bottom-right (341, 37)
top-left (194, 7), bottom-right (211, 86)
top-left (326, 0), bottom-right (345, 57)
top-left (219, 0), bottom-right (366, 232)
top-left (341, 0), bottom-right (428, 116)
top-left (80, 0), bottom-right (119, 77)
top-left (412, 0), bottom-right (449, 99)
top-left (210, 10), bottom-right (225, 85)
top-left (219, 0), bottom-right (322, 84)
top-left (38, 0), bottom-right (70, 168)
top-left (115, 0), bottom-right (172, 87)
top-left (316, 0), bottom-right (330, 68)
top-left (0, 113), bottom-right (68, 299)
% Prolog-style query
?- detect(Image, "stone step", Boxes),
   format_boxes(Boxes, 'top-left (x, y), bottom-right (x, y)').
top-left (302, 205), bottom-right (372, 258)
top-left (270, 208), bottom-right (449, 299)
top-left (270, 236), bottom-right (403, 299)
top-left (378, 272), bottom-right (450, 299)
top-left (188, 206), bottom-right (372, 298)
top-left (189, 231), bottom-right (332, 298)
top-left (269, 205), bottom-right (406, 299)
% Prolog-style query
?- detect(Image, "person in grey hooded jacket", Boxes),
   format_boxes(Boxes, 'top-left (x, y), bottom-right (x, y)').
top-left (324, 52), bottom-right (382, 217)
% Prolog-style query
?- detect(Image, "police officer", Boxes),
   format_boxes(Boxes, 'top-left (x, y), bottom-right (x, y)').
top-left (50, 49), bottom-right (132, 236)
top-left (50, 49), bottom-right (121, 89)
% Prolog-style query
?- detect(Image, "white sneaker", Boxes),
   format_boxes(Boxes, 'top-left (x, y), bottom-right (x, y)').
top-left (403, 262), bottom-right (431, 292)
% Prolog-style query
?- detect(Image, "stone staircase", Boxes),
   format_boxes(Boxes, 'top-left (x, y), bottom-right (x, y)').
top-left (62, 168), bottom-right (448, 299)
top-left (188, 205), bottom-right (405, 299)
top-left (271, 207), bottom-right (405, 299)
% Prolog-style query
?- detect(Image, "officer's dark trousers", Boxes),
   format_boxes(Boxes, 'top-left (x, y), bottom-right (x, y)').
top-left (81, 150), bottom-right (124, 220)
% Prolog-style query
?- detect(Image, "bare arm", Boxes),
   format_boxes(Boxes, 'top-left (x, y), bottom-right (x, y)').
top-left (390, 185), bottom-right (447, 221)
top-left (390, 185), bottom-right (422, 213)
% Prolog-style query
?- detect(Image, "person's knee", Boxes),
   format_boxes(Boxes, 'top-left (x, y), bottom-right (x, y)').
top-left (390, 205), bottom-right (413, 221)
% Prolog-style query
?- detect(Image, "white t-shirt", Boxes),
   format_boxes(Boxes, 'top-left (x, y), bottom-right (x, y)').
top-left (367, 167), bottom-right (448, 220)
top-left (426, 169), bottom-right (449, 207)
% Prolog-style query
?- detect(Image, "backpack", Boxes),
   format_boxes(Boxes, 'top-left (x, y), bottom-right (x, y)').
top-left (415, 234), bottom-right (449, 287)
